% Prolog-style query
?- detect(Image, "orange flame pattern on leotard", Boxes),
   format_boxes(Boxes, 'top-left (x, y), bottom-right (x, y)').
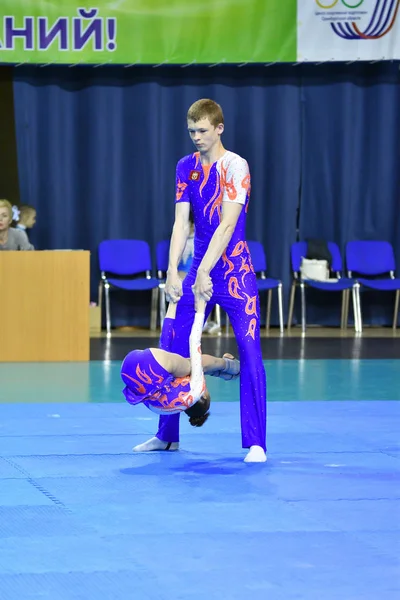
top-left (228, 276), bottom-right (244, 300)
top-left (244, 293), bottom-right (258, 317)
top-left (176, 179), bottom-right (188, 201)
top-left (230, 241), bottom-right (245, 257)
top-left (240, 256), bottom-right (251, 286)
top-left (246, 318), bottom-right (257, 340)
top-left (222, 251), bottom-right (234, 279)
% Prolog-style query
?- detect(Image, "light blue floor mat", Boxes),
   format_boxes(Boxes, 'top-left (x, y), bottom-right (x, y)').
top-left (0, 359), bottom-right (399, 599)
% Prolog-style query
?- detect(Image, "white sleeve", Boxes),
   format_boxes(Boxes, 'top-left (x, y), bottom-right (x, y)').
top-left (188, 312), bottom-right (206, 403)
top-left (221, 156), bottom-right (250, 206)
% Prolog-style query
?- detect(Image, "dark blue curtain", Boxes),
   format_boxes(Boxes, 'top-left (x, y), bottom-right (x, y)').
top-left (13, 62), bottom-right (400, 327)
top-left (13, 65), bottom-right (301, 327)
top-left (299, 62), bottom-right (400, 325)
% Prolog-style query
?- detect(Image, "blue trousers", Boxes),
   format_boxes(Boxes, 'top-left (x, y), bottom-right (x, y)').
top-left (157, 265), bottom-right (267, 451)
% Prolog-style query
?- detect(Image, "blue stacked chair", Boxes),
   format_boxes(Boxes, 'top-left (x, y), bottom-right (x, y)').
top-left (247, 241), bottom-right (284, 332)
top-left (98, 239), bottom-right (160, 334)
top-left (346, 241), bottom-right (400, 330)
top-left (288, 241), bottom-right (361, 332)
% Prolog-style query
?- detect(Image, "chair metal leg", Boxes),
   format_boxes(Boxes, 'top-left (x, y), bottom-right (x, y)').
top-left (340, 290), bottom-right (346, 329)
top-left (356, 284), bottom-right (362, 334)
top-left (393, 289), bottom-right (400, 330)
top-left (225, 312), bottom-right (230, 335)
top-left (98, 281), bottom-right (103, 311)
top-left (215, 304), bottom-right (221, 329)
top-left (150, 287), bottom-right (159, 331)
top-left (300, 282), bottom-right (306, 333)
top-left (343, 289), bottom-right (350, 330)
top-left (287, 282), bottom-right (296, 330)
top-left (159, 284), bottom-right (166, 329)
top-left (105, 283), bottom-right (111, 335)
top-left (277, 283), bottom-right (284, 334)
top-left (98, 281), bottom-right (103, 330)
top-left (266, 290), bottom-right (272, 331)
top-left (352, 284), bottom-right (362, 334)
top-left (351, 286), bottom-right (358, 333)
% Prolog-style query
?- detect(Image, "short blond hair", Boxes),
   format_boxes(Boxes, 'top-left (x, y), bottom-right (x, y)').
top-left (187, 99), bottom-right (224, 127)
top-left (0, 199), bottom-right (12, 220)
top-left (19, 204), bottom-right (36, 219)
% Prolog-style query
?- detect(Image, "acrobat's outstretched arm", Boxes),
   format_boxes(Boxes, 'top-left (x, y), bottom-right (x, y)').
top-left (187, 299), bottom-right (207, 403)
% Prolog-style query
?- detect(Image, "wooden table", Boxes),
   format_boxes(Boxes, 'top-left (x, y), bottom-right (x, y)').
top-left (0, 251), bottom-right (90, 361)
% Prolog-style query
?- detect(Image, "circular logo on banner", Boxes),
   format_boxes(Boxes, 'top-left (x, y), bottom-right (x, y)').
top-left (313, 0), bottom-right (399, 40)
top-left (316, 1), bottom-right (365, 7)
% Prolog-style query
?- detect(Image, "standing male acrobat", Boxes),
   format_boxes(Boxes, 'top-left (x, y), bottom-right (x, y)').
top-left (134, 99), bottom-right (267, 463)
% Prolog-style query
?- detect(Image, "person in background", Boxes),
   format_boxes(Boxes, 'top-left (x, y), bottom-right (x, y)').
top-left (0, 200), bottom-right (34, 251)
top-left (14, 204), bottom-right (36, 248)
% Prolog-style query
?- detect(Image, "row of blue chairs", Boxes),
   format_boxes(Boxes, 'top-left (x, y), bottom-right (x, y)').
top-left (98, 239), bottom-right (400, 334)
top-left (288, 241), bottom-right (400, 333)
top-left (98, 239), bottom-right (283, 334)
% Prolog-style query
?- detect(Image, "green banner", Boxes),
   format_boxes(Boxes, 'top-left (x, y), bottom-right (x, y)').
top-left (0, 1), bottom-right (296, 64)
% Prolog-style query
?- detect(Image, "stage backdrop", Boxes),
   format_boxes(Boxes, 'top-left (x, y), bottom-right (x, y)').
top-left (13, 62), bottom-right (400, 327)
top-left (13, 65), bottom-right (302, 327)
